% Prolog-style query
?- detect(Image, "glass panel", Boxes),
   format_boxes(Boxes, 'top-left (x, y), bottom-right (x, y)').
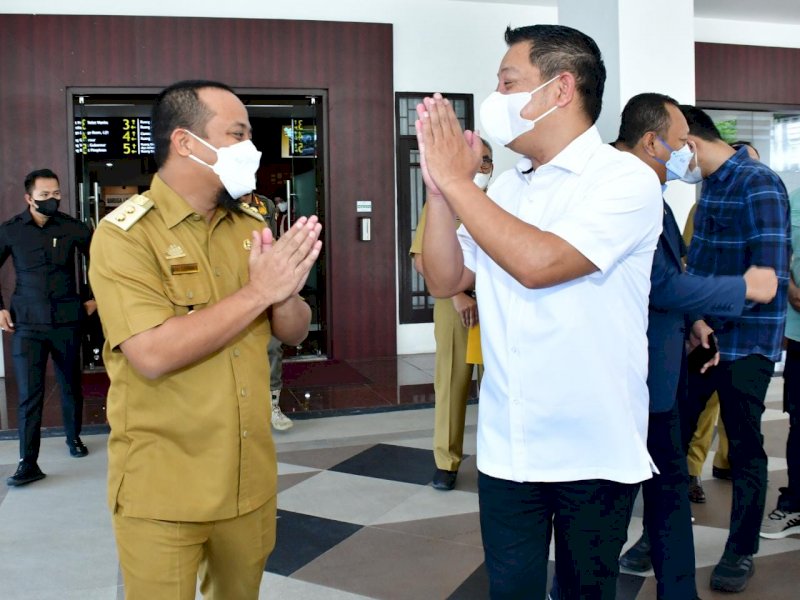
top-left (397, 96), bottom-right (424, 136)
top-left (406, 103), bottom-right (419, 135)
top-left (706, 108), bottom-right (800, 197)
top-left (453, 99), bottom-right (466, 130)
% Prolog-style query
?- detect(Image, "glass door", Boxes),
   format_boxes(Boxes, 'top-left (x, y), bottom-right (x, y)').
top-left (71, 90), bottom-right (329, 370)
top-left (73, 93), bottom-right (158, 371)
top-left (245, 94), bottom-right (327, 359)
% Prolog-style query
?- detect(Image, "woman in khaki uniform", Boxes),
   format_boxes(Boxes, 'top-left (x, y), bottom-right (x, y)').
top-left (410, 139), bottom-right (492, 491)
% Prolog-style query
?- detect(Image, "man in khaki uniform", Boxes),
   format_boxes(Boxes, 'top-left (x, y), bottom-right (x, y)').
top-left (410, 138), bottom-right (492, 491)
top-left (243, 191), bottom-right (293, 431)
top-left (89, 80), bottom-right (321, 599)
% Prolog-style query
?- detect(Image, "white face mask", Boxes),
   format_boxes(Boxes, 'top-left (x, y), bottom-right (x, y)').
top-left (276, 201), bottom-right (288, 212)
top-left (184, 130), bottom-right (262, 199)
top-left (473, 172), bottom-right (492, 191)
top-left (657, 137), bottom-right (695, 182)
top-left (479, 75), bottom-right (560, 148)
top-left (681, 163), bottom-right (703, 184)
top-left (681, 147), bottom-right (703, 184)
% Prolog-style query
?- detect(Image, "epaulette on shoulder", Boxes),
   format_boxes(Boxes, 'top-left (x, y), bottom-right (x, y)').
top-left (103, 194), bottom-right (154, 231)
top-left (239, 201), bottom-right (266, 223)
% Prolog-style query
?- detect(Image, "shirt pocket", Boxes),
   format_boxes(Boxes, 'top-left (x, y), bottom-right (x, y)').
top-left (162, 273), bottom-right (211, 315)
top-left (50, 237), bottom-right (72, 266)
top-left (703, 214), bottom-right (736, 234)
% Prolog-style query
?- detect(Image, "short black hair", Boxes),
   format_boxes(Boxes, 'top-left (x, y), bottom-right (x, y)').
top-left (616, 93), bottom-right (679, 147)
top-left (505, 24), bottom-right (606, 124)
top-left (479, 136), bottom-right (493, 156)
top-left (24, 168), bottom-right (59, 195)
top-left (679, 105), bottom-right (723, 142)
top-left (152, 80), bottom-right (235, 168)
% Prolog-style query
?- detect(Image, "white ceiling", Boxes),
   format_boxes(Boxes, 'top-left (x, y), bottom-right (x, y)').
top-left (695, 0), bottom-right (800, 25)
top-left (469, 0), bottom-right (800, 26)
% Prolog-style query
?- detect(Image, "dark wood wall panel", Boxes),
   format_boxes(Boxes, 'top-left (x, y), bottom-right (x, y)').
top-left (696, 42), bottom-right (800, 107)
top-left (0, 15), bottom-right (395, 360)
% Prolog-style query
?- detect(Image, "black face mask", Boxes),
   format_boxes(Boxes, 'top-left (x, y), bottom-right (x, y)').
top-left (34, 199), bottom-right (59, 216)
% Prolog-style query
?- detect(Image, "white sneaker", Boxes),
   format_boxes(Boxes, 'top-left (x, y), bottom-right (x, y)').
top-left (760, 508), bottom-right (800, 539)
top-left (270, 391), bottom-right (293, 431)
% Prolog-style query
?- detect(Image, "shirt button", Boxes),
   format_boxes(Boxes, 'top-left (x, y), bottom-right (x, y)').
top-left (233, 347), bottom-right (241, 357)
top-left (240, 387), bottom-right (247, 397)
top-left (214, 267), bottom-right (221, 277)
top-left (242, 430), bottom-right (248, 438)
top-left (192, 213), bottom-right (202, 221)
top-left (187, 290), bottom-right (194, 300)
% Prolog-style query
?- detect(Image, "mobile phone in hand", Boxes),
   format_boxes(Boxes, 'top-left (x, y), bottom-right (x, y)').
top-left (688, 334), bottom-right (718, 372)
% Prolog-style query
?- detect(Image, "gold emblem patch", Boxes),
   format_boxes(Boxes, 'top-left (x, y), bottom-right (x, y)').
top-left (165, 244), bottom-right (186, 260)
top-left (243, 239), bottom-right (252, 250)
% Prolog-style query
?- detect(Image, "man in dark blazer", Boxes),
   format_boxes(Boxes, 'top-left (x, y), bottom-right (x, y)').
top-left (609, 93), bottom-right (777, 600)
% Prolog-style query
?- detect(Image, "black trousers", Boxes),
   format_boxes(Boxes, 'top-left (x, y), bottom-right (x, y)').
top-left (679, 354), bottom-right (774, 556)
top-left (478, 471), bottom-right (637, 600)
top-left (642, 405), bottom-right (697, 600)
top-left (780, 339), bottom-right (800, 511)
top-left (12, 326), bottom-right (83, 463)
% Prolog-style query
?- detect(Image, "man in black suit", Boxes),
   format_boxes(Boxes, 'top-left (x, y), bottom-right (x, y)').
top-left (610, 94), bottom-right (777, 600)
top-left (0, 168), bottom-right (95, 487)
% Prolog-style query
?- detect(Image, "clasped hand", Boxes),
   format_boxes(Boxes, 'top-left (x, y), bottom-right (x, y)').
top-left (247, 215), bottom-right (322, 307)
top-left (452, 292), bottom-right (479, 328)
top-left (414, 93), bottom-right (483, 197)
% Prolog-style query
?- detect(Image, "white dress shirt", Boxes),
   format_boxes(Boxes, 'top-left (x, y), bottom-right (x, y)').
top-left (459, 126), bottom-right (662, 484)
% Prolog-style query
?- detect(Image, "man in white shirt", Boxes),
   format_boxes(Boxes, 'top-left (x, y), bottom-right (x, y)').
top-left (415, 24), bottom-right (662, 599)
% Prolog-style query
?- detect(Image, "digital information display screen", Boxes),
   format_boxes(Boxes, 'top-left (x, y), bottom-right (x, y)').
top-left (74, 117), bottom-right (155, 156)
top-left (281, 118), bottom-right (317, 158)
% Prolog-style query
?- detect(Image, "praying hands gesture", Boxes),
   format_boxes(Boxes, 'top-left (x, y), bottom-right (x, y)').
top-left (415, 94), bottom-right (483, 200)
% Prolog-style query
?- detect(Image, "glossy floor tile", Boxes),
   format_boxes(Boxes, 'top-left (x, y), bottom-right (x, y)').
top-left (0, 354), bottom-right (444, 433)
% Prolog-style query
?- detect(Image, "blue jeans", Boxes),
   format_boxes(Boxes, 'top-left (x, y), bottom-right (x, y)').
top-left (478, 472), bottom-right (637, 600)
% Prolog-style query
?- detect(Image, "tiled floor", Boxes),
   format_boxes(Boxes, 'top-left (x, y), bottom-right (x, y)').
top-left (0, 358), bottom-right (798, 599)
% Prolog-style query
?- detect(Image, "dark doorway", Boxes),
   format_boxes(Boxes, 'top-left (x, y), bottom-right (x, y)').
top-left (70, 89), bottom-right (329, 373)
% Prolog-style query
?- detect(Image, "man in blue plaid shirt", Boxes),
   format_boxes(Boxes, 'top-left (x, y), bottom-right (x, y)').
top-left (679, 105), bottom-right (791, 594)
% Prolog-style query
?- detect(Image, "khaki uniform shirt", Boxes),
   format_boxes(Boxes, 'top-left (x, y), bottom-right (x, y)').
top-left (89, 175), bottom-right (275, 522)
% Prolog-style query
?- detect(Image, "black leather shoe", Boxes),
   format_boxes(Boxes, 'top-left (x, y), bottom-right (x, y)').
top-left (6, 461), bottom-right (46, 487)
top-left (619, 534), bottom-right (652, 572)
top-left (68, 438), bottom-right (88, 458)
top-left (431, 468), bottom-right (457, 491)
top-left (710, 551), bottom-right (754, 593)
top-left (688, 475), bottom-right (706, 503)
top-left (712, 466), bottom-right (732, 480)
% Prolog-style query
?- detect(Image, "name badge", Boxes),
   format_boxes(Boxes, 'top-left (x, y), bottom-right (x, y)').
top-left (171, 263), bottom-right (199, 275)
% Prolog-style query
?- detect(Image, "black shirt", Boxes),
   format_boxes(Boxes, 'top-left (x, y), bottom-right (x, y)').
top-left (0, 208), bottom-right (92, 329)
